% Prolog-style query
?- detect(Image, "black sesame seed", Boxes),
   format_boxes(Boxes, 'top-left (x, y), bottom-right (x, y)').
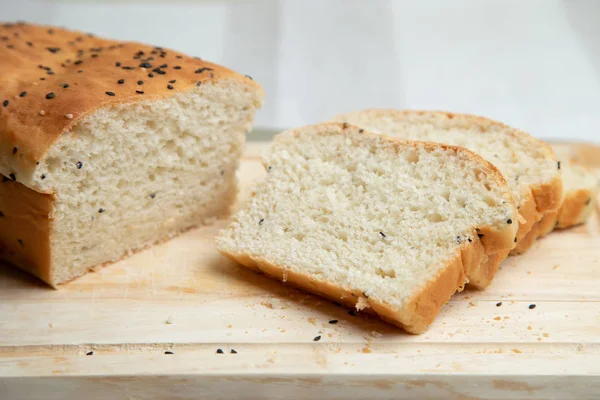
top-left (78, 70), bottom-right (83, 73)
top-left (137, 80), bottom-right (143, 85)
top-left (359, 129), bottom-right (364, 133)
top-left (328, 319), bottom-right (338, 324)
top-left (41, 174), bottom-right (46, 180)
top-left (379, 231), bottom-right (386, 238)
top-left (76, 161), bottom-right (83, 169)
top-left (122, 66), bottom-right (135, 70)
top-left (98, 208), bottom-right (105, 213)
top-left (48, 29), bottom-right (55, 35)
top-left (135, 90), bottom-right (144, 94)
top-left (164, 351), bottom-right (174, 355)
top-left (17, 239), bottom-right (24, 247)
top-left (7, 44), bottom-right (14, 49)
top-left (173, 66), bottom-right (181, 70)
top-left (61, 83), bottom-right (69, 89)
top-left (348, 310), bottom-right (356, 316)
top-left (196, 81), bottom-right (201, 86)
top-left (514, 237), bottom-right (517, 243)
top-left (159, 63), bottom-right (167, 68)
top-left (47, 71), bottom-right (55, 75)
top-left (0, 211), bottom-right (3, 217)
top-left (139, 62), bottom-right (152, 69)
top-left (26, 41), bottom-right (33, 47)
top-left (557, 161), bottom-right (561, 170)
top-left (477, 234), bottom-right (484, 239)
top-left (40, 77), bottom-right (46, 80)
top-left (148, 73), bottom-right (154, 78)
top-left (176, 55), bottom-right (183, 59)
top-left (74, 60), bottom-right (82, 65)
top-left (313, 335), bottom-right (321, 342)
top-left (507, 219), bottom-right (512, 224)
top-left (529, 304), bottom-right (536, 309)
top-left (154, 69), bottom-right (166, 75)
top-left (468, 238), bottom-right (472, 243)
top-left (19, 91), bottom-right (27, 97)
top-left (86, 351), bottom-right (93, 356)
top-left (9, 173), bottom-right (16, 181)
top-left (342, 122), bottom-right (349, 129)
top-left (167, 85), bottom-right (173, 90)
top-left (216, 349), bottom-right (224, 354)
top-left (259, 218), bottom-right (264, 225)
top-left (245, 74), bottom-right (253, 80)
top-left (169, 79), bottom-right (176, 83)
top-left (194, 67), bottom-right (213, 74)
top-left (3, 100), bottom-right (8, 107)
top-left (12, 147), bottom-right (17, 155)
top-left (105, 91), bottom-right (115, 97)
top-left (150, 193), bottom-right (156, 199)
top-left (2, 176), bottom-right (8, 183)
top-left (496, 302), bottom-right (502, 307)
top-left (46, 47), bottom-right (60, 54)
top-left (118, 79), bottom-right (124, 84)
top-left (230, 349), bottom-right (237, 354)
top-left (585, 198), bottom-right (591, 206)
top-left (46, 92), bottom-right (55, 99)
top-left (115, 62), bottom-right (121, 67)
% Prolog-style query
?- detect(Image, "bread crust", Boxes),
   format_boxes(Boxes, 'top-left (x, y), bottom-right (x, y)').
top-left (0, 22), bottom-right (262, 189)
top-left (218, 123), bottom-right (518, 332)
top-left (331, 110), bottom-right (563, 258)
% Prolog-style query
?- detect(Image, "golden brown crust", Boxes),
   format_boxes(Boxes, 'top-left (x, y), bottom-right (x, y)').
top-left (0, 175), bottom-right (53, 283)
top-left (0, 22), bottom-right (261, 184)
top-left (219, 122), bottom-right (518, 332)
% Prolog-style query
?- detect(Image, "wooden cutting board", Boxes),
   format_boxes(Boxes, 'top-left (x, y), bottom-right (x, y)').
top-left (1, 142), bottom-right (599, 400)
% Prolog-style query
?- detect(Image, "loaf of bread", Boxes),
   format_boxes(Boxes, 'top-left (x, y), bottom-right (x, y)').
top-left (217, 123), bottom-right (518, 333)
top-left (0, 22), bottom-right (263, 286)
top-left (331, 110), bottom-right (563, 285)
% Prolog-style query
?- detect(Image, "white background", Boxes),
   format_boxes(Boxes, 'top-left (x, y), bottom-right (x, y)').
top-left (1, 0), bottom-right (599, 142)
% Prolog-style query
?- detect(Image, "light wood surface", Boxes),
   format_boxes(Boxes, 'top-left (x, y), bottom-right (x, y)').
top-left (1, 142), bottom-right (599, 400)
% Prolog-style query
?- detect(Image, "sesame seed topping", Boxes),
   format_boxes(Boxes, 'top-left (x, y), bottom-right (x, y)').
top-left (136, 90), bottom-right (144, 94)
top-left (313, 335), bottom-right (321, 342)
top-left (359, 129), bottom-right (364, 133)
top-left (76, 161), bottom-right (83, 169)
top-left (195, 67), bottom-right (213, 74)
top-left (259, 218), bottom-right (264, 225)
top-left (118, 79), bottom-right (124, 84)
top-left (245, 74), bottom-right (253, 80)
top-left (41, 174), bottom-right (46, 180)
top-left (46, 47), bottom-right (60, 54)
top-left (196, 81), bottom-right (202, 86)
top-left (150, 193), bottom-right (156, 199)
top-left (529, 304), bottom-right (536, 309)
top-left (74, 60), bottom-right (82, 65)
top-left (61, 83), bottom-right (69, 88)
top-left (379, 231), bottom-right (386, 238)
top-left (164, 351), bottom-right (174, 355)
top-left (514, 237), bottom-right (517, 243)
top-left (12, 147), bottom-right (17, 155)
top-left (65, 113), bottom-right (74, 119)
top-left (115, 62), bottom-right (121, 67)
top-left (139, 62), bottom-right (152, 69)
top-left (507, 219), bottom-right (512, 224)
top-left (19, 91), bottom-right (27, 97)
top-left (173, 66), bottom-right (181, 70)
top-left (328, 320), bottom-right (338, 324)
top-left (169, 79), bottom-right (176, 83)
top-left (216, 349), bottom-right (224, 354)
top-left (477, 233), bottom-right (484, 239)
top-left (496, 302), bottom-right (502, 307)
top-left (9, 173), bottom-right (16, 181)
top-left (230, 349), bottom-right (237, 354)
top-left (2, 100), bottom-right (8, 107)
top-left (45, 92), bottom-right (55, 99)
top-left (86, 351), bottom-right (94, 356)
top-left (105, 91), bottom-right (116, 97)
top-left (148, 73), bottom-right (154, 78)
top-left (98, 208), bottom-right (105, 213)
top-left (557, 161), bottom-right (561, 170)
top-left (137, 80), bottom-right (143, 85)
top-left (39, 110), bottom-right (46, 116)
top-left (167, 84), bottom-right (174, 90)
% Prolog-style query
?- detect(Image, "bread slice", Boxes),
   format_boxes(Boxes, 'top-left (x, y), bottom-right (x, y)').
top-left (0, 23), bottom-right (263, 286)
top-left (331, 110), bottom-right (563, 284)
top-left (217, 123), bottom-right (518, 333)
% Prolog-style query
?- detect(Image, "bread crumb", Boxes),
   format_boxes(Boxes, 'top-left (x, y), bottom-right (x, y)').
top-left (361, 347), bottom-right (372, 354)
top-left (469, 301), bottom-right (477, 307)
top-left (512, 348), bottom-right (522, 354)
top-left (543, 333), bottom-right (549, 337)
top-left (165, 317), bottom-right (173, 325)
top-left (494, 316), bottom-right (501, 321)
top-left (260, 301), bottom-right (274, 309)
top-left (39, 110), bottom-right (46, 116)
top-left (527, 325), bottom-right (532, 330)
top-left (48, 323), bottom-right (53, 328)
top-left (282, 271), bottom-right (288, 282)
top-left (371, 330), bottom-right (383, 339)
top-left (553, 264), bottom-right (560, 270)
top-left (527, 271), bottom-right (532, 275)
top-left (307, 317), bottom-right (317, 326)
top-left (355, 296), bottom-right (370, 311)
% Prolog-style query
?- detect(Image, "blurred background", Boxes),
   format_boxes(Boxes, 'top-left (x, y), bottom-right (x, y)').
top-left (1, 0), bottom-right (599, 142)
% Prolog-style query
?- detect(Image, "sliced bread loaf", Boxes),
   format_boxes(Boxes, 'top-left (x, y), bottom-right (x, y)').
top-left (0, 23), bottom-right (263, 286)
top-left (331, 110), bottom-right (563, 282)
top-left (217, 123), bottom-right (518, 333)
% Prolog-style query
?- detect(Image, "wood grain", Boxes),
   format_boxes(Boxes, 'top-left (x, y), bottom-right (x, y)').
top-left (0, 142), bottom-right (599, 400)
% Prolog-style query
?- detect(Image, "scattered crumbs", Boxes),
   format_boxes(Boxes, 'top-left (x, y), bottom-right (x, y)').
top-left (165, 351), bottom-right (174, 355)
top-left (328, 319), bottom-right (338, 325)
top-left (227, 324), bottom-right (232, 328)
top-left (39, 110), bottom-right (46, 116)
top-left (260, 301), bottom-right (273, 309)
top-left (86, 351), bottom-right (94, 356)
top-left (543, 333), bottom-right (549, 338)
top-left (313, 335), bottom-right (321, 342)
top-left (371, 331), bottom-right (383, 339)
top-left (496, 302), bottom-right (502, 307)
top-left (527, 271), bottom-right (532, 275)
top-left (355, 296), bottom-right (369, 311)
top-left (504, 316), bottom-right (510, 320)
top-left (65, 113), bottom-right (73, 119)
top-left (328, 333), bottom-right (333, 338)
top-left (417, 349), bottom-right (422, 353)
top-left (435, 363), bottom-right (441, 368)
top-left (282, 271), bottom-right (288, 283)
top-left (216, 349), bottom-right (224, 354)
top-left (527, 325), bottom-right (532, 330)
top-left (469, 301), bottom-right (477, 307)
top-left (494, 316), bottom-right (501, 321)
top-left (361, 347), bottom-right (372, 354)
top-left (48, 323), bottom-right (53, 328)
top-left (529, 304), bottom-right (537, 310)
top-left (307, 317), bottom-right (317, 326)
top-left (165, 317), bottom-right (173, 325)
top-left (553, 264), bottom-right (560, 270)
top-left (511, 348), bottom-right (522, 354)
top-left (537, 338), bottom-right (542, 342)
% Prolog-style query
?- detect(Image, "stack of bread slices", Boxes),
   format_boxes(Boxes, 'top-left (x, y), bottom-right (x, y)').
top-left (218, 111), bottom-right (597, 333)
